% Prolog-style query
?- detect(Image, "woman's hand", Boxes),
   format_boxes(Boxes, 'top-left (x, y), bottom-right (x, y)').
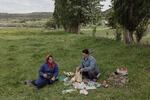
top-left (43, 74), bottom-right (48, 78)
top-left (51, 76), bottom-right (55, 81)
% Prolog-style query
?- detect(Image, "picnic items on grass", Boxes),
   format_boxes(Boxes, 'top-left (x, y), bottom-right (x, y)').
top-left (102, 67), bottom-right (129, 87)
top-left (71, 68), bottom-right (82, 83)
top-left (63, 71), bottom-right (75, 77)
top-left (60, 67), bottom-right (129, 95)
top-left (61, 67), bottom-right (101, 95)
top-left (116, 67), bottom-right (128, 75)
top-left (62, 89), bottom-right (77, 94)
top-left (80, 89), bottom-right (88, 95)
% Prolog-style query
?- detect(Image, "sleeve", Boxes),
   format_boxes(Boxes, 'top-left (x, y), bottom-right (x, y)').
top-left (82, 59), bottom-right (95, 72)
top-left (53, 64), bottom-right (59, 78)
top-left (39, 64), bottom-right (45, 77)
top-left (80, 59), bottom-right (83, 68)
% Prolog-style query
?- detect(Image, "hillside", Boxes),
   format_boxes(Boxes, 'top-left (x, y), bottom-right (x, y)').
top-left (0, 12), bottom-right (53, 28)
top-left (0, 12), bottom-right (53, 19)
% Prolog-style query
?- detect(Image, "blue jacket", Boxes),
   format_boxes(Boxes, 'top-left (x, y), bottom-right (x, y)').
top-left (39, 63), bottom-right (59, 79)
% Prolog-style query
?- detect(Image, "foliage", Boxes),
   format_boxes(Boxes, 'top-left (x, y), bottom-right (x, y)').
top-left (53, 0), bottom-right (102, 34)
top-left (105, 8), bottom-right (122, 41)
top-left (113, 0), bottom-right (150, 44)
top-left (135, 18), bottom-right (149, 43)
top-left (45, 18), bottom-right (57, 29)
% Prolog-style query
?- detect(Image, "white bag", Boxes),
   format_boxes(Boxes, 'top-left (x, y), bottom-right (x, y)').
top-left (71, 67), bottom-right (82, 82)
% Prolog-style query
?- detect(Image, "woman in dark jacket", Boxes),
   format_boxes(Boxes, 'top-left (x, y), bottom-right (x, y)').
top-left (31, 55), bottom-right (59, 89)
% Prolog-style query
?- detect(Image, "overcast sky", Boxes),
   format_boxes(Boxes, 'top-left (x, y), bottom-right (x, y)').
top-left (0, 0), bottom-right (111, 13)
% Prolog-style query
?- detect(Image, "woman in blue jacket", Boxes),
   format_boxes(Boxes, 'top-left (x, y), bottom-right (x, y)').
top-left (31, 55), bottom-right (59, 89)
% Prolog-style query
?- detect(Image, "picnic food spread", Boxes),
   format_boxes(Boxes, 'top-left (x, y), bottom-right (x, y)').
top-left (60, 67), bottom-right (129, 95)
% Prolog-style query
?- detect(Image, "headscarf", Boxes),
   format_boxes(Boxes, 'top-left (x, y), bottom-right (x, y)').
top-left (46, 55), bottom-right (55, 68)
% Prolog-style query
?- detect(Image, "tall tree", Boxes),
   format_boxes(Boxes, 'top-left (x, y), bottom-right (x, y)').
top-left (135, 18), bottom-right (149, 43)
top-left (90, 0), bottom-right (102, 38)
top-left (53, 0), bottom-right (102, 34)
top-left (105, 8), bottom-right (122, 41)
top-left (113, 0), bottom-right (150, 44)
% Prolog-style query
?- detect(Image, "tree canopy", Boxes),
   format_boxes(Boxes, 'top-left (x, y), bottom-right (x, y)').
top-left (113, 0), bottom-right (150, 44)
top-left (53, 0), bottom-right (102, 34)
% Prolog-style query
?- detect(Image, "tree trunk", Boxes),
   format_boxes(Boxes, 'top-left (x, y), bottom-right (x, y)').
top-left (70, 24), bottom-right (80, 34)
top-left (115, 28), bottom-right (121, 41)
top-left (63, 24), bottom-right (69, 33)
top-left (123, 29), bottom-right (133, 44)
top-left (92, 25), bottom-right (97, 38)
top-left (64, 24), bottom-right (80, 34)
top-left (130, 31), bottom-right (135, 43)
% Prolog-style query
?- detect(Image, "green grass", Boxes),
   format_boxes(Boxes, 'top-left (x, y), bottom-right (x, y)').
top-left (81, 27), bottom-right (115, 39)
top-left (81, 26), bottom-right (150, 44)
top-left (0, 28), bottom-right (150, 100)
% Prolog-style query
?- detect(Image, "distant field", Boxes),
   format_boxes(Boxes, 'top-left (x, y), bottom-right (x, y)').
top-left (0, 12), bottom-right (52, 28)
top-left (0, 28), bottom-right (149, 100)
top-left (0, 26), bottom-right (150, 44)
top-left (0, 18), bottom-right (48, 28)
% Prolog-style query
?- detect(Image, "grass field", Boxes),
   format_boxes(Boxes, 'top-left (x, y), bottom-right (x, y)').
top-left (81, 26), bottom-right (150, 45)
top-left (0, 28), bottom-right (150, 100)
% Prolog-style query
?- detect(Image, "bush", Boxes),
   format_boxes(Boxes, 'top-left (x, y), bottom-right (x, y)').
top-left (45, 18), bottom-right (56, 29)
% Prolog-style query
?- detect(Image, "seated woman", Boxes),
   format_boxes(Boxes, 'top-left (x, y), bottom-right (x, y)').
top-left (29, 55), bottom-right (59, 89)
top-left (79, 49), bottom-right (100, 81)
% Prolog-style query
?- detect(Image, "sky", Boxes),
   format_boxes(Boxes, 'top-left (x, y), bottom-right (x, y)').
top-left (101, 0), bottom-right (111, 11)
top-left (0, 0), bottom-right (111, 13)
